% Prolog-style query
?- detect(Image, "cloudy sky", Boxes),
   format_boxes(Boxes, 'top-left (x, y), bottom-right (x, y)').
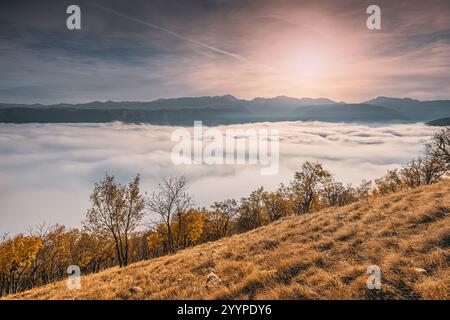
top-left (0, 121), bottom-right (438, 235)
top-left (1, 0), bottom-right (450, 104)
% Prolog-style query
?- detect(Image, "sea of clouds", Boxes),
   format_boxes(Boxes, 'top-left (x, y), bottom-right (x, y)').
top-left (0, 121), bottom-right (438, 235)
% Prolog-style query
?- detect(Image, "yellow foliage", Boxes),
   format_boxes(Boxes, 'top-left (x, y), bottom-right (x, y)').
top-left (0, 235), bottom-right (43, 273)
top-left (147, 210), bottom-right (205, 252)
top-left (173, 209), bottom-right (205, 244)
top-left (147, 224), bottom-right (169, 252)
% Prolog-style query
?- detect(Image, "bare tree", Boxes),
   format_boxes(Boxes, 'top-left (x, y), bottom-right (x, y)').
top-left (401, 155), bottom-right (447, 187)
top-left (426, 127), bottom-right (450, 165)
top-left (401, 158), bottom-right (425, 188)
top-left (321, 179), bottom-right (345, 207)
top-left (146, 176), bottom-right (193, 254)
top-left (399, 129), bottom-right (450, 187)
top-left (83, 174), bottom-right (145, 267)
top-left (421, 155), bottom-right (448, 184)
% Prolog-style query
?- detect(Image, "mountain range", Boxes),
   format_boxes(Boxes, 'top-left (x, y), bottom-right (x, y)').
top-left (0, 95), bottom-right (449, 125)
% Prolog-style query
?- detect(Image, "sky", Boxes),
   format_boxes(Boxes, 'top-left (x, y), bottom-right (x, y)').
top-left (1, 0), bottom-right (450, 104)
top-left (0, 121), bottom-right (438, 235)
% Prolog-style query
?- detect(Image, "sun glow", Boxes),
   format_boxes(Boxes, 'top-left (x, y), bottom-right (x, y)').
top-left (290, 50), bottom-right (327, 78)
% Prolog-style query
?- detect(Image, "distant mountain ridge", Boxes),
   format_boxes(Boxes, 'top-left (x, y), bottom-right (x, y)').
top-left (0, 95), bottom-right (244, 111)
top-left (365, 96), bottom-right (450, 122)
top-left (0, 95), bottom-right (336, 111)
top-left (0, 95), bottom-right (449, 125)
top-left (427, 117), bottom-right (450, 126)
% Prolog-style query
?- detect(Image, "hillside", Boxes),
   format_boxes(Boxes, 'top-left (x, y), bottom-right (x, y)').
top-left (427, 117), bottom-right (450, 127)
top-left (8, 181), bottom-right (450, 300)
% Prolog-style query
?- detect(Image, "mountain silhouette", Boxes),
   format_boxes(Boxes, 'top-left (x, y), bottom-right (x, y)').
top-left (1, 95), bottom-right (449, 125)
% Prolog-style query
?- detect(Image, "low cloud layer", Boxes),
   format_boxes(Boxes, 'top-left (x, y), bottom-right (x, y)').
top-left (0, 122), bottom-right (438, 235)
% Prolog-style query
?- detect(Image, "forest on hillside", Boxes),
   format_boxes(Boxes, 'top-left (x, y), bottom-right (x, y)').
top-left (1, 128), bottom-right (449, 297)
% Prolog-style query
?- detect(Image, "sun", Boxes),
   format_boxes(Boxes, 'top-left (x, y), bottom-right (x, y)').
top-left (285, 42), bottom-right (331, 79)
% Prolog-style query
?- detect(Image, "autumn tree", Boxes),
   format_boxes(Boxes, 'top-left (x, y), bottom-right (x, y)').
top-left (289, 162), bottom-right (332, 214)
top-left (399, 129), bottom-right (449, 189)
top-left (261, 185), bottom-right (293, 221)
top-left (147, 224), bottom-right (170, 257)
top-left (0, 235), bottom-right (43, 295)
top-left (374, 169), bottom-right (403, 196)
top-left (207, 199), bottom-right (239, 240)
top-left (173, 209), bottom-right (205, 249)
top-left (83, 174), bottom-right (145, 267)
top-left (146, 176), bottom-right (193, 254)
top-left (128, 231), bottom-right (151, 262)
top-left (146, 209), bottom-right (204, 255)
top-left (399, 156), bottom-right (447, 187)
top-left (71, 231), bottom-right (114, 273)
top-left (400, 157), bottom-right (425, 188)
top-left (237, 187), bottom-right (268, 232)
top-left (36, 225), bottom-right (74, 283)
top-left (321, 179), bottom-right (343, 207)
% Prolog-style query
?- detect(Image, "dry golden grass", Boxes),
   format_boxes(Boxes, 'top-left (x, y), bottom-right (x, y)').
top-left (7, 181), bottom-right (450, 300)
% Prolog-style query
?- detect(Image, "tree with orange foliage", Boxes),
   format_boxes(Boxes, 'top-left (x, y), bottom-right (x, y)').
top-left (0, 235), bottom-right (43, 295)
top-left (207, 199), bottom-right (239, 240)
top-left (173, 209), bottom-right (205, 249)
top-left (290, 161), bottom-right (332, 214)
top-left (83, 174), bottom-right (145, 267)
top-left (261, 185), bottom-right (293, 221)
top-left (237, 187), bottom-right (268, 232)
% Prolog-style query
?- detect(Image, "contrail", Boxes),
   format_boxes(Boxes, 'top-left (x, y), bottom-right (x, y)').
top-left (89, 4), bottom-right (264, 67)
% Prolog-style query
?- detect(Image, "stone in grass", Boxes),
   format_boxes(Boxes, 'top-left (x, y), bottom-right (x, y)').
top-left (206, 272), bottom-right (221, 283)
top-left (129, 286), bottom-right (143, 294)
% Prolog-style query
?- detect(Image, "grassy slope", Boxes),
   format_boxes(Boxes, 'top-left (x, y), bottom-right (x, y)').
top-left (9, 181), bottom-right (450, 300)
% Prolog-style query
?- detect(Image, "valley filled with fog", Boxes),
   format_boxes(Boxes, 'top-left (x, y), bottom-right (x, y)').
top-left (0, 121), bottom-right (438, 235)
